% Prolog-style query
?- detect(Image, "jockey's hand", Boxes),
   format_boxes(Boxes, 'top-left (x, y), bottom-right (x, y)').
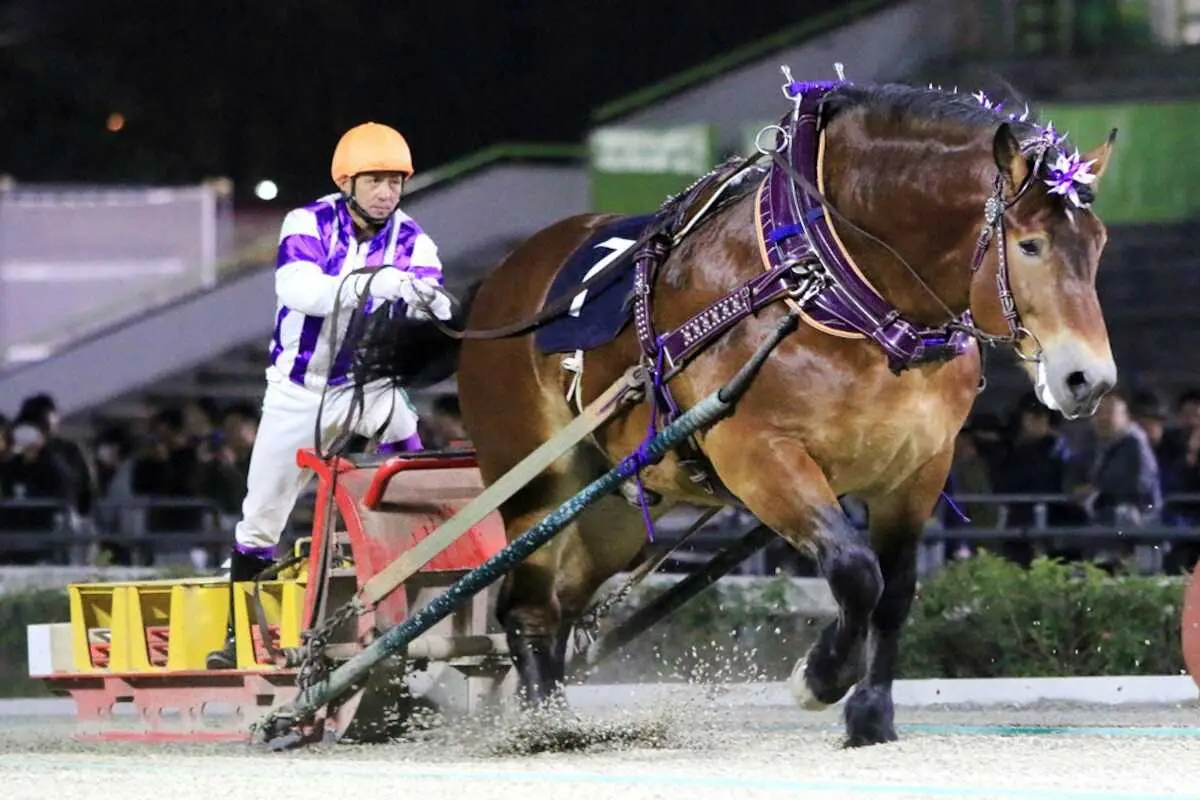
top-left (400, 278), bottom-right (453, 321)
top-left (365, 269), bottom-right (452, 321)
top-left (365, 267), bottom-right (411, 303)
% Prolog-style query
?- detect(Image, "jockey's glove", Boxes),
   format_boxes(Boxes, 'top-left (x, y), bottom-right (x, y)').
top-left (401, 277), bottom-right (453, 321)
top-left (365, 267), bottom-right (452, 321)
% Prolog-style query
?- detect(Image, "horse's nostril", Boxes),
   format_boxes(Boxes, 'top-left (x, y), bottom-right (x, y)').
top-left (1066, 370), bottom-right (1091, 401)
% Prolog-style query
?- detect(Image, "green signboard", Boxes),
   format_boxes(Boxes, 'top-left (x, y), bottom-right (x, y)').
top-left (590, 100), bottom-right (1200, 223)
top-left (588, 124), bottom-right (716, 214)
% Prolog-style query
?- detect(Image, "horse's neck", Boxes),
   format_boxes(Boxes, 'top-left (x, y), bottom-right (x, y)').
top-left (822, 122), bottom-right (991, 325)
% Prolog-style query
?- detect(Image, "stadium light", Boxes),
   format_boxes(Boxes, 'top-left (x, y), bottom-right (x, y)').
top-left (254, 180), bottom-right (278, 201)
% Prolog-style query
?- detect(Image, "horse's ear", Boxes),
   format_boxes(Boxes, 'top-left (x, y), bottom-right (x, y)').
top-left (992, 122), bottom-right (1029, 196)
top-left (1083, 127), bottom-right (1118, 183)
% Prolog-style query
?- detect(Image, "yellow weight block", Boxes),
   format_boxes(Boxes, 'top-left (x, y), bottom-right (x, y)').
top-left (115, 582), bottom-right (175, 672)
top-left (66, 573), bottom-right (310, 675)
top-left (276, 580), bottom-right (306, 651)
top-left (67, 583), bottom-right (121, 673)
top-left (165, 580), bottom-right (235, 671)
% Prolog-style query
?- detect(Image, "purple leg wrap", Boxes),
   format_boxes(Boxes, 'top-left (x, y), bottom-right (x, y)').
top-left (234, 542), bottom-right (276, 561)
top-left (379, 432), bottom-right (423, 455)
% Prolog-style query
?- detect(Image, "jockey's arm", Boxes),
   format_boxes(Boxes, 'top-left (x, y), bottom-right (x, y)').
top-left (408, 232), bottom-right (445, 287)
top-left (273, 208), bottom-right (367, 316)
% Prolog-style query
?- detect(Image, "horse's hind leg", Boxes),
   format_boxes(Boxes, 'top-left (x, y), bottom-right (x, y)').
top-left (492, 463), bottom-right (650, 708)
top-left (491, 472), bottom-right (577, 707)
top-left (841, 453), bottom-right (951, 747)
top-left (708, 425), bottom-right (882, 711)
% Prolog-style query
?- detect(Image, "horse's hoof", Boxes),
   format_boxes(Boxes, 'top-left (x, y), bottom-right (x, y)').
top-left (788, 656), bottom-right (830, 710)
top-left (842, 684), bottom-right (898, 747)
top-left (842, 729), bottom-right (899, 748)
top-left (789, 651), bottom-right (861, 710)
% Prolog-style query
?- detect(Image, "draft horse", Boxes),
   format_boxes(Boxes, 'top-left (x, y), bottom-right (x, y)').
top-left (379, 76), bottom-right (1119, 747)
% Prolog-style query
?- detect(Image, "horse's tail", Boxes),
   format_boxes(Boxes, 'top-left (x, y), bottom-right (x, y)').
top-left (351, 277), bottom-right (484, 390)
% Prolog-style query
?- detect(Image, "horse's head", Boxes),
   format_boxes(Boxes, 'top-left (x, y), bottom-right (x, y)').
top-left (816, 83), bottom-right (1119, 420)
top-left (978, 120), bottom-right (1118, 419)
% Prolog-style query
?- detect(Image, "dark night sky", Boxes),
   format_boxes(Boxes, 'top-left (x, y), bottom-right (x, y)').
top-left (1, 0), bottom-right (842, 204)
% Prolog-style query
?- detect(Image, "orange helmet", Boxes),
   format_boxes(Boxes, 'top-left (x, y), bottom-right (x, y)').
top-left (330, 122), bottom-right (414, 187)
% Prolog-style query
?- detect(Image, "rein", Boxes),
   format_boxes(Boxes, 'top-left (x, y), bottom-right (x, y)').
top-left (412, 151), bottom-right (769, 343)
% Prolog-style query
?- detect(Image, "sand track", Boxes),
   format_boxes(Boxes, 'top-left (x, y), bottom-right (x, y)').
top-left (3, 695), bottom-right (1199, 800)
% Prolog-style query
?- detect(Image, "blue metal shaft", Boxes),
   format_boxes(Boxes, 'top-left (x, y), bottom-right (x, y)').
top-left (259, 387), bottom-right (734, 741)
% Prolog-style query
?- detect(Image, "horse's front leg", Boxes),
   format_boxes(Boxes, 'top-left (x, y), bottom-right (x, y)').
top-left (840, 452), bottom-right (952, 747)
top-left (709, 426), bottom-right (883, 713)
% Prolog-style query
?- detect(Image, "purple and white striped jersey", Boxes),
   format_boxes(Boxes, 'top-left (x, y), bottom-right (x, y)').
top-left (269, 192), bottom-right (444, 390)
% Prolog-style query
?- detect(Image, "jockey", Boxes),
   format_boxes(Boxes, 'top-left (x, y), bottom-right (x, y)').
top-left (206, 121), bottom-right (453, 670)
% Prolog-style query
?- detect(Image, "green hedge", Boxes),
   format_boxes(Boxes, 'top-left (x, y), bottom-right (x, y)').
top-left (0, 588), bottom-right (71, 698)
top-left (592, 552), bottom-right (1188, 683)
top-left (0, 553), bottom-right (1189, 697)
top-left (899, 552), bottom-right (1187, 678)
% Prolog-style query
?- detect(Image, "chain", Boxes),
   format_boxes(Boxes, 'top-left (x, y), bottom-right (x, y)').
top-left (572, 507), bottom-right (723, 655)
top-left (573, 574), bottom-right (641, 654)
top-left (294, 599), bottom-right (362, 695)
top-left (247, 597), bottom-right (363, 745)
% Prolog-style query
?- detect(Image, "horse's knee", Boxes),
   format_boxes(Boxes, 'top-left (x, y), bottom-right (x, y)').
top-left (821, 543), bottom-right (883, 620)
top-left (788, 540), bottom-right (880, 711)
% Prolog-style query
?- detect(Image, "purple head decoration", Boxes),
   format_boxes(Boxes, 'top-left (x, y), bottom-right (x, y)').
top-left (1042, 149), bottom-right (1099, 209)
top-left (971, 90), bottom-right (1097, 210)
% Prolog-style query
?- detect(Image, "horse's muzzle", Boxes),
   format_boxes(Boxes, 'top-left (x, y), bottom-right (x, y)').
top-left (1034, 342), bottom-right (1116, 420)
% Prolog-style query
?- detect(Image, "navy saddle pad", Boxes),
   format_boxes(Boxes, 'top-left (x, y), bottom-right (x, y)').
top-left (533, 214), bottom-right (652, 354)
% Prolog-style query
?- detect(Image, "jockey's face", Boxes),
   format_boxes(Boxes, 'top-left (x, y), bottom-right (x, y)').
top-left (342, 171), bottom-right (404, 222)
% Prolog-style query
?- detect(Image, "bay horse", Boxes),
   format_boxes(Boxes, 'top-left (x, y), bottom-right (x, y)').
top-left (367, 75), bottom-right (1119, 747)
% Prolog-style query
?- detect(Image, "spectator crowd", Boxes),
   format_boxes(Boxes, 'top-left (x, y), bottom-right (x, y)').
top-left (0, 391), bottom-right (466, 566)
top-left (945, 386), bottom-right (1200, 573)
top-left (1, 383), bottom-right (1197, 574)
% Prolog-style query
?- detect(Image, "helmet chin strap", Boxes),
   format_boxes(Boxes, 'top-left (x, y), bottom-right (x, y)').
top-left (345, 175), bottom-right (401, 228)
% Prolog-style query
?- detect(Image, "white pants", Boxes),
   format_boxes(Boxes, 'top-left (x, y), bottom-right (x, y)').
top-left (233, 366), bottom-right (420, 553)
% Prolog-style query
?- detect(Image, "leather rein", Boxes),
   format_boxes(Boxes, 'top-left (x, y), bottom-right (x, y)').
top-left (409, 120), bottom-right (1055, 368)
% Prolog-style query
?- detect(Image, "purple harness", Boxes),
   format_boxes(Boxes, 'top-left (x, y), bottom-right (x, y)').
top-left (629, 85), bottom-right (975, 437)
top-left (617, 83), bottom-right (980, 530)
top-left (756, 86), bottom-right (977, 374)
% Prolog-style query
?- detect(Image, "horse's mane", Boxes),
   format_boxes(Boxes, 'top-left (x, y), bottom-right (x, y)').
top-left (818, 81), bottom-right (1046, 142)
top-left (654, 82), bottom-right (1077, 240)
top-left (816, 81), bottom-right (1098, 208)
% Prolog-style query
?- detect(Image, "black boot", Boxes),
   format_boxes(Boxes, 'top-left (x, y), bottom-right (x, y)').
top-left (206, 548), bottom-right (275, 670)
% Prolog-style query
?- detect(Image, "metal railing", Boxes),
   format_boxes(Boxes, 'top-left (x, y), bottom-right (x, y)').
top-left (0, 496), bottom-right (228, 567)
top-left (644, 492), bottom-right (1200, 577)
top-left (3, 490), bottom-right (1198, 574)
top-left (923, 491), bottom-right (1200, 575)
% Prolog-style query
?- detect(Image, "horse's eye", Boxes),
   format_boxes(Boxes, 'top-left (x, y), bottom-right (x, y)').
top-left (1018, 239), bottom-right (1043, 258)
